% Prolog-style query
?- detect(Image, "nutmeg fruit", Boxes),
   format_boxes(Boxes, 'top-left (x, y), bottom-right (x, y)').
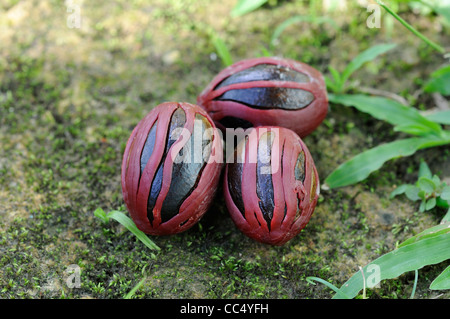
top-left (197, 57), bottom-right (328, 137)
top-left (224, 126), bottom-right (319, 245)
top-left (121, 102), bottom-right (223, 235)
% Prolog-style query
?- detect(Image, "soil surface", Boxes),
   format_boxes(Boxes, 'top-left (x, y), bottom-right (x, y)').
top-left (0, 0), bottom-right (449, 299)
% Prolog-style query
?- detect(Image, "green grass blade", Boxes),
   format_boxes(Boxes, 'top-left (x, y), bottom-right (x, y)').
top-left (324, 76), bottom-right (340, 94)
top-left (333, 232), bottom-right (450, 299)
top-left (377, 1), bottom-right (446, 54)
top-left (306, 276), bottom-right (351, 299)
top-left (398, 222), bottom-right (450, 248)
top-left (424, 110), bottom-right (450, 125)
top-left (231, 0), bottom-right (268, 17)
top-left (329, 94), bottom-right (442, 135)
top-left (418, 160), bottom-right (432, 178)
top-left (94, 207), bottom-right (110, 224)
top-left (418, 176), bottom-right (437, 193)
top-left (324, 136), bottom-right (450, 189)
top-left (430, 266), bottom-right (450, 290)
top-left (340, 43), bottom-right (397, 86)
top-left (106, 210), bottom-right (160, 251)
top-left (124, 277), bottom-right (147, 299)
top-left (390, 184), bottom-right (409, 198)
top-left (424, 65), bottom-right (450, 96)
top-left (410, 270), bottom-right (419, 299)
top-left (325, 66), bottom-right (343, 93)
top-left (211, 34), bottom-right (233, 67)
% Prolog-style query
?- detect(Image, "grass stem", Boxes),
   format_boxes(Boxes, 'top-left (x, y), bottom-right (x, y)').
top-left (377, 1), bottom-right (446, 54)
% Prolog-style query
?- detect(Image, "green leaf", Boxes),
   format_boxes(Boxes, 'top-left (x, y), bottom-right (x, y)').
top-left (328, 66), bottom-right (342, 86)
top-left (106, 210), bottom-right (160, 251)
top-left (390, 184), bottom-right (409, 198)
top-left (424, 65), bottom-right (450, 96)
top-left (324, 136), bottom-right (450, 189)
top-left (393, 124), bottom-right (435, 136)
top-left (94, 207), bottom-right (109, 224)
top-left (424, 110), bottom-right (450, 125)
top-left (419, 200), bottom-right (427, 212)
top-left (328, 94), bottom-right (442, 136)
top-left (426, 197), bottom-right (437, 211)
top-left (433, 4), bottom-right (450, 25)
top-left (333, 231), bottom-right (450, 299)
top-left (399, 222), bottom-right (450, 248)
top-left (231, 0), bottom-right (268, 17)
top-left (418, 176), bottom-right (437, 193)
top-left (441, 186), bottom-right (450, 200)
top-left (340, 43), bottom-right (397, 85)
top-left (211, 34), bottom-right (233, 67)
top-left (324, 76), bottom-right (339, 93)
top-left (436, 197), bottom-right (450, 209)
top-left (418, 160), bottom-right (432, 179)
top-left (405, 185), bottom-right (421, 201)
top-left (430, 266), bottom-right (450, 290)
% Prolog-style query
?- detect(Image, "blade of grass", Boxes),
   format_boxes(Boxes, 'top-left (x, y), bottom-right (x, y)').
top-left (417, 0), bottom-right (450, 25)
top-left (424, 110), bottom-right (450, 125)
top-left (94, 208), bottom-right (160, 251)
top-left (211, 34), bottom-right (233, 67)
top-left (124, 277), bottom-right (147, 299)
top-left (340, 43), bottom-right (397, 86)
top-left (424, 65), bottom-right (450, 96)
top-left (398, 222), bottom-right (450, 248)
top-left (430, 265), bottom-right (450, 290)
top-left (418, 159), bottom-right (432, 178)
top-left (333, 232), bottom-right (450, 299)
top-left (231, 0), bottom-right (268, 17)
top-left (328, 94), bottom-right (442, 136)
top-left (324, 136), bottom-right (450, 189)
top-left (306, 276), bottom-right (350, 299)
top-left (410, 270), bottom-right (419, 299)
top-left (106, 210), bottom-right (160, 251)
top-left (377, 0), bottom-right (446, 54)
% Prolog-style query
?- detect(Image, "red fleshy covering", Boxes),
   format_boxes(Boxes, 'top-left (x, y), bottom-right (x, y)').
top-left (197, 57), bottom-right (328, 138)
top-left (121, 102), bottom-right (223, 235)
top-left (223, 126), bottom-right (319, 246)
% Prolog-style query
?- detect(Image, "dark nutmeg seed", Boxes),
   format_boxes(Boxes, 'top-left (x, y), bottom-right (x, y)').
top-left (224, 126), bottom-right (319, 246)
top-left (197, 57), bottom-right (328, 137)
top-left (121, 102), bottom-right (223, 235)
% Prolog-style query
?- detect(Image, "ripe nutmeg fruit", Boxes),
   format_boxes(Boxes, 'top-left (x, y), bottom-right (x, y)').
top-left (224, 126), bottom-right (319, 245)
top-left (121, 102), bottom-right (223, 235)
top-left (197, 57), bottom-right (328, 138)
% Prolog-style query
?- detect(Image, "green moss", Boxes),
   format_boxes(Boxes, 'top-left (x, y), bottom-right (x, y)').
top-left (0, 0), bottom-right (449, 300)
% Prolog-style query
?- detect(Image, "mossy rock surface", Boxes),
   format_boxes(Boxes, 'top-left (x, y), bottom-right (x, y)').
top-left (0, 0), bottom-right (449, 299)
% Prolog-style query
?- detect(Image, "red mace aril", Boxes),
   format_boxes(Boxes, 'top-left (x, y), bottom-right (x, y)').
top-left (197, 57), bottom-right (328, 138)
top-left (121, 102), bottom-right (223, 235)
top-left (223, 126), bottom-right (319, 245)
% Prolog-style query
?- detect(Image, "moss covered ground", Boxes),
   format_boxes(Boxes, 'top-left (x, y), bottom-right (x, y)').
top-left (0, 0), bottom-right (449, 299)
